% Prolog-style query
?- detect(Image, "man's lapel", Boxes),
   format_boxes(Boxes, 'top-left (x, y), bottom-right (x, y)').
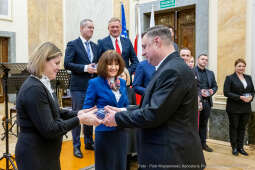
top-left (106, 36), bottom-right (115, 50)
top-left (205, 69), bottom-right (212, 87)
top-left (120, 37), bottom-right (126, 55)
top-left (77, 38), bottom-right (91, 63)
top-left (90, 42), bottom-right (97, 63)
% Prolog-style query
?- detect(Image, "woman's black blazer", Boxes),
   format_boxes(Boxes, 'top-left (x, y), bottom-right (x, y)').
top-left (223, 73), bottom-right (254, 114)
top-left (15, 76), bottom-right (80, 170)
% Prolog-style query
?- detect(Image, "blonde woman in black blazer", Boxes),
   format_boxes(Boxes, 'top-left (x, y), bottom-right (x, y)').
top-left (15, 42), bottom-right (101, 170)
top-left (223, 58), bottom-right (254, 156)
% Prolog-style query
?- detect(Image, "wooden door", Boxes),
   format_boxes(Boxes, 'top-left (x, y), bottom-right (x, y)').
top-left (177, 8), bottom-right (195, 57)
top-left (0, 37), bottom-right (8, 103)
top-left (155, 12), bottom-right (177, 42)
top-left (154, 7), bottom-right (196, 56)
top-left (155, 12), bottom-right (175, 28)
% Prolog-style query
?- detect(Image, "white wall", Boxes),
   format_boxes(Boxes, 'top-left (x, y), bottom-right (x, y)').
top-left (129, 0), bottom-right (138, 43)
top-left (64, 0), bottom-right (113, 47)
top-left (0, 0), bottom-right (28, 62)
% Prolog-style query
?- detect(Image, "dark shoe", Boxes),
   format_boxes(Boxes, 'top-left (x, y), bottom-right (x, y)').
top-left (202, 144), bottom-right (213, 152)
top-left (238, 148), bottom-right (248, 156)
top-left (85, 144), bottom-right (95, 150)
top-left (232, 148), bottom-right (239, 156)
top-left (73, 147), bottom-right (83, 158)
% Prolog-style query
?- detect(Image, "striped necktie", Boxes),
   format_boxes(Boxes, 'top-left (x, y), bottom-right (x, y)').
top-left (85, 41), bottom-right (92, 62)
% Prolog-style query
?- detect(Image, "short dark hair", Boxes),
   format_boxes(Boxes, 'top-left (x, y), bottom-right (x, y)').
top-left (97, 50), bottom-right (125, 78)
top-left (145, 25), bottom-right (173, 44)
top-left (198, 53), bottom-right (208, 59)
top-left (234, 58), bottom-right (246, 66)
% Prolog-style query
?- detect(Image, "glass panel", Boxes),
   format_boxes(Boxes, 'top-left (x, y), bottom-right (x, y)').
top-left (0, 0), bottom-right (8, 15)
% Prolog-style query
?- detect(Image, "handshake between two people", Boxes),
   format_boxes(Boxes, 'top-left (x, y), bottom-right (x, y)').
top-left (77, 105), bottom-right (124, 127)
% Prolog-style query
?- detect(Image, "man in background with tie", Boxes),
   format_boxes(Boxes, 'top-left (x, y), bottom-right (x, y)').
top-left (64, 18), bottom-right (99, 158)
top-left (98, 17), bottom-right (139, 76)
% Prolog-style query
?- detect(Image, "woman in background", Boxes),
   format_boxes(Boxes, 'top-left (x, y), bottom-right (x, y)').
top-left (224, 58), bottom-right (254, 156)
top-left (120, 67), bottom-right (136, 105)
top-left (15, 42), bottom-right (100, 170)
top-left (83, 50), bottom-right (128, 170)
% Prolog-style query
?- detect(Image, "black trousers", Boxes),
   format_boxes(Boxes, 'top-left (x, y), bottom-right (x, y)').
top-left (227, 112), bottom-right (250, 149)
top-left (199, 100), bottom-right (211, 145)
top-left (71, 91), bottom-right (93, 148)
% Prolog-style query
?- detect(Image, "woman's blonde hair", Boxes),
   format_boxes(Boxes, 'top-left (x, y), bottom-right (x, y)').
top-left (121, 68), bottom-right (131, 86)
top-left (27, 42), bottom-right (62, 78)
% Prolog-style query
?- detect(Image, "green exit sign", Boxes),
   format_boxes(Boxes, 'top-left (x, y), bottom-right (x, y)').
top-left (160, 0), bottom-right (176, 9)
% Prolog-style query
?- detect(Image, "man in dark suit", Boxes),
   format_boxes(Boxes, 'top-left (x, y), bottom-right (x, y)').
top-left (98, 17), bottom-right (139, 75)
top-left (194, 54), bottom-right (218, 152)
top-left (132, 60), bottom-right (155, 95)
top-left (64, 19), bottom-right (99, 158)
top-left (103, 26), bottom-right (206, 170)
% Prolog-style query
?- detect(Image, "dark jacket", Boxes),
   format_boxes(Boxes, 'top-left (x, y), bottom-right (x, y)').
top-left (223, 73), bottom-right (254, 114)
top-left (98, 36), bottom-right (139, 74)
top-left (64, 37), bottom-right (99, 91)
top-left (115, 51), bottom-right (206, 169)
top-left (194, 66), bottom-right (218, 106)
top-left (127, 86), bottom-right (136, 105)
top-left (15, 76), bottom-right (79, 170)
top-left (133, 60), bottom-right (155, 95)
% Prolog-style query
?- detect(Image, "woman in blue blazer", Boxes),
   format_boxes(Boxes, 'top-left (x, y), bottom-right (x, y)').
top-left (83, 50), bottom-right (129, 170)
top-left (224, 58), bottom-right (254, 156)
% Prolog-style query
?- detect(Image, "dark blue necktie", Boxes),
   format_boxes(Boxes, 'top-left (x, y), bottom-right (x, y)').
top-left (85, 41), bottom-right (92, 62)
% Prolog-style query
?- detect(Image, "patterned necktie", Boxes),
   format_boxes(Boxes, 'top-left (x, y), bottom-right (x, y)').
top-left (85, 41), bottom-right (92, 62)
top-left (115, 38), bottom-right (121, 55)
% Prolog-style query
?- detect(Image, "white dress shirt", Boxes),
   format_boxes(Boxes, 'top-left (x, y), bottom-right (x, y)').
top-left (155, 54), bottom-right (169, 71)
top-left (110, 35), bottom-right (123, 53)
top-left (80, 36), bottom-right (94, 72)
top-left (240, 78), bottom-right (247, 89)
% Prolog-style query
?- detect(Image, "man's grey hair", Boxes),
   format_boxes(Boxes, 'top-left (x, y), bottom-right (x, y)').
top-left (80, 19), bottom-right (93, 27)
top-left (108, 17), bottom-right (121, 25)
top-left (144, 25), bottom-right (173, 45)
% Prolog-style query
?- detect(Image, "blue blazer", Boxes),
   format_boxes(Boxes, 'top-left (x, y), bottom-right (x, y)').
top-left (133, 60), bottom-right (155, 95)
top-left (83, 76), bottom-right (129, 132)
top-left (98, 36), bottom-right (139, 74)
top-left (64, 37), bottom-right (99, 91)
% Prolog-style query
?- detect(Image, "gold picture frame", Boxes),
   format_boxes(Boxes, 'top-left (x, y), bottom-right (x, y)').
top-left (0, 0), bottom-right (13, 21)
